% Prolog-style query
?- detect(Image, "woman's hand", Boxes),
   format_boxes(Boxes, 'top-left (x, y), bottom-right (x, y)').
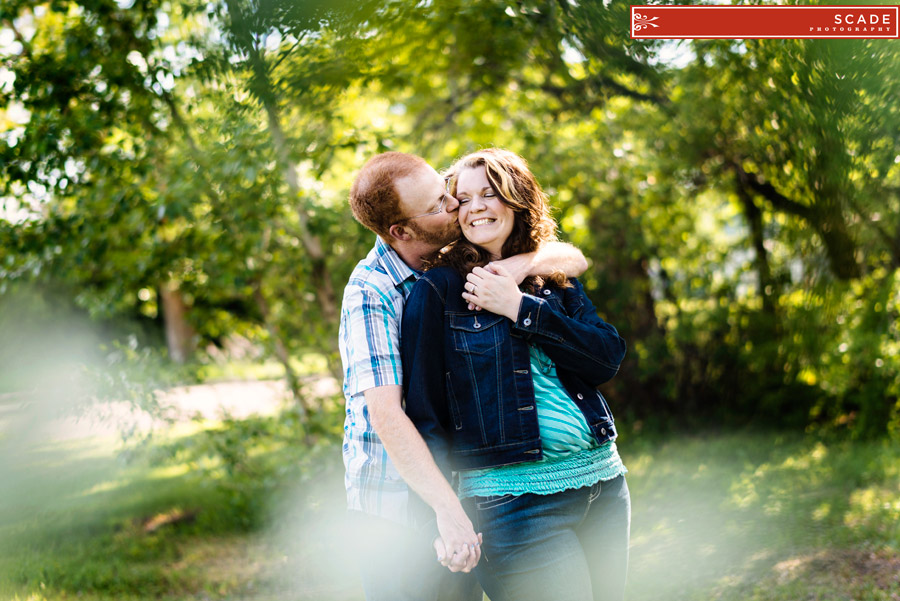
top-left (462, 264), bottom-right (523, 321)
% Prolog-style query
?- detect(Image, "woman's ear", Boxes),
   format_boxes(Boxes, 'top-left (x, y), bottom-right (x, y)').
top-left (389, 223), bottom-right (412, 242)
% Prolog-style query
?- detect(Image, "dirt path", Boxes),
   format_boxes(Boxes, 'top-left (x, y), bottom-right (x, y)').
top-left (0, 376), bottom-right (340, 443)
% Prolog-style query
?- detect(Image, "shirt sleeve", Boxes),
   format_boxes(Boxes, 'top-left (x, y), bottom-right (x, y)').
top-left (341, 282), bottom-right (404, 396)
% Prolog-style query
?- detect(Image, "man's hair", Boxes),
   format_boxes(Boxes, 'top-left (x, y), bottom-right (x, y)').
top-left (349, 152), bottom-right (429, 238)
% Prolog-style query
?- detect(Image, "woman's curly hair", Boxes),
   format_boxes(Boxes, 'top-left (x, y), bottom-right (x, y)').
top-left (426, 148), bottom-right (570, 290)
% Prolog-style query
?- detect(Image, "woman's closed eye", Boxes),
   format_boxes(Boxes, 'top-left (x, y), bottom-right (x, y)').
top-left (458, 193), bottom-right (493, 205)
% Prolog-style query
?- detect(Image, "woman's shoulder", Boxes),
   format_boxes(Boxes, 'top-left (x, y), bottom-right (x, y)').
top-left (409, 266), bottom-right (465, 306)
top-left (541, 276), bottom-right (584, 294)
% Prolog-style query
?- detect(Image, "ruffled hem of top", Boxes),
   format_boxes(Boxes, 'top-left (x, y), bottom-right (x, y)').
top-left (457, 444), bottom-right (627, 499)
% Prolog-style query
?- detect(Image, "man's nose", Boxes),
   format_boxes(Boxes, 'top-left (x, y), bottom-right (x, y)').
top-left (445, 194), bottom-right (460, 213)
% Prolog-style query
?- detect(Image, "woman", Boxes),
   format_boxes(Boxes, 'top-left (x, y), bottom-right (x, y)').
top-left (401, 148), bottom-right (630, 601)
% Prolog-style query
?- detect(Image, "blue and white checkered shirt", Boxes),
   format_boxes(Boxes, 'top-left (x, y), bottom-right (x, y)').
top-left (339, 236), bottom-right (419, 524)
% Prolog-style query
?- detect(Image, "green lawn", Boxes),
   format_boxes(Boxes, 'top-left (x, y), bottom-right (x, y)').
top-left (1, 426), bottom-right (898, 601)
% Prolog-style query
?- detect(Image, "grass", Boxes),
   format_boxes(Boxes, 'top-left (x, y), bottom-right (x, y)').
top-left (0, 426), bottom-right (898, 601)
top-left (0, 435), bottom-right (257, 600)
top-left (192, 352), bottom-right (333, 384)
top-left (623, 431), bottom-right (900, 600)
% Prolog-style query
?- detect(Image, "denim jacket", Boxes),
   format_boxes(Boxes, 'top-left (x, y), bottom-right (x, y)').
top-left (401, 266), bottom-right (627, 479)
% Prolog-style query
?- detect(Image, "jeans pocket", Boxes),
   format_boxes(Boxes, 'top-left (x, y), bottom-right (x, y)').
top-left (588, 481), bottom-right (603, 503)
top-left (475, 493), bottom-right (517, 511)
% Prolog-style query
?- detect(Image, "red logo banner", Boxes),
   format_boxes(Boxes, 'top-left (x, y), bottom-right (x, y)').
top-left (630, 5), bottom-right (900, 39)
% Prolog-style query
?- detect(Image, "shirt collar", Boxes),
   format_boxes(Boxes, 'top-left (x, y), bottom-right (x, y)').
top-left (375, 236), bottom-right (419, 289)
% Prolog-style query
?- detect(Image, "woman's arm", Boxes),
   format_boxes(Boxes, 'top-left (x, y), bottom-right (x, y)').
top-left (462, 267), bottom-right (625, 387)
top-left (513, 278), bottom-right (626, 386)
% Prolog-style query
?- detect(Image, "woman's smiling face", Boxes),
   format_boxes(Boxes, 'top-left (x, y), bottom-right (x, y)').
top-left (456, 165), bottom-right (516, 260)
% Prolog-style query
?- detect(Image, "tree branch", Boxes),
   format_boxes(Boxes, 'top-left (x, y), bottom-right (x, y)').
top-left (539, 76), bottom-right (666, 110)
top-left (733, 163), bottom-right (814, 222)
top-left (733, 162), bottom-right (861, 280)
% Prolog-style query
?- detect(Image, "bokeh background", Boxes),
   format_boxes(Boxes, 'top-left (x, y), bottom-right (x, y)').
top-left (1, 1), bottom-right (898, 600)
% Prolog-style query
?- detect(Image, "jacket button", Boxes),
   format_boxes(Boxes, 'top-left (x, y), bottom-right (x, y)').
top-left (474, 322), bottom-right (481, 329)
top-left (543, 289), bottom-right (551, 296)
top-left (601, 427), bottom-right (607, 435)
top-left (523, 318), bottom-right (532, 326)
top-left (576, 393), bottom-right (584, 400)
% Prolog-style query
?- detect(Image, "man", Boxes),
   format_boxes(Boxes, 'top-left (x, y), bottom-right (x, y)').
top-left (340, 151), bottom-right (587, 601)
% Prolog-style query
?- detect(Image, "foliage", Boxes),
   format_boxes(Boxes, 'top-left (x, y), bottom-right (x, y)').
top-left (1, 0), bottom-right (898, 436)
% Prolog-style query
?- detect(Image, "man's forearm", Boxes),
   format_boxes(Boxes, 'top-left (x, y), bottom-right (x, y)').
top-left (366, 385), bottom-right (480, 570)
top-left (365, 386), bottom-right (458, 512)
top-left (494, 241), bottom-right (588, 283)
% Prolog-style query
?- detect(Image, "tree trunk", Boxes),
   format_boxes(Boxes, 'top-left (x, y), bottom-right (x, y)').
top-left (243, 40), bottom-right (342, 368)
top-left (738, 185), bottom-right (777, 320)
top-left (159, 281), bottom-right (196, 364)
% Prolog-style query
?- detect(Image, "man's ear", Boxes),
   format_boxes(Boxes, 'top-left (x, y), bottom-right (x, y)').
top-left (389, 223), bottom-right (412, 242)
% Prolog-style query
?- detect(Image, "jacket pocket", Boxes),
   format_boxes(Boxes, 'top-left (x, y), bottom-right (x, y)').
top-left (450, 313), bottom-right (506, 355)
top-left (446, 371), bottom-right (463, 431)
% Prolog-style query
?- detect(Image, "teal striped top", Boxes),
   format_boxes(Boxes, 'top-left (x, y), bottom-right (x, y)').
top-left (458, 344), bottom-right (626, 498)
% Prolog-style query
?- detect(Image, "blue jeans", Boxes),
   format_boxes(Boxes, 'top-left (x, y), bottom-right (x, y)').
top-left (464, 475), bottom-right (630, 601)
top-left (348, 510), bottom-right (482, 601)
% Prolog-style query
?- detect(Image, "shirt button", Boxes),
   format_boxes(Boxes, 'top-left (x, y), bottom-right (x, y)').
top-left (576, 393), bottom-right (584, 400)
top-left (523, 318), bottom-right (532, 326)
top-left (601, 427), bottom-right (607, 435)
top-left (474, 322), bottom-right (481, 329)
top-left (543, 289), bottom-right (551, 296)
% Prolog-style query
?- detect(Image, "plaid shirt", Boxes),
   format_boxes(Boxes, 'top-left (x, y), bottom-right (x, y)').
top-left (339, 236), bottom-right (419, 524)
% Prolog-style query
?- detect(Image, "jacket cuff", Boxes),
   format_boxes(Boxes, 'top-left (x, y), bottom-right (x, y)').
top-left (512, 294), bottom-right (545, 337)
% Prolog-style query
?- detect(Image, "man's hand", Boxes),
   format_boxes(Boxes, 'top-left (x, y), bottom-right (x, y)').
top-left (461, 264), bottom-right (523, 321)
top-left (464, 241), bottom-right (587, 310)
top-left (489, 253), bottom-right (535, 286)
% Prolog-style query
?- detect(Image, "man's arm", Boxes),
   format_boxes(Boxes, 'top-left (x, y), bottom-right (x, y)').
top-left (366, 385), bottom-right (481, 572)
top-left (491, 240), bottom-right (587, 285)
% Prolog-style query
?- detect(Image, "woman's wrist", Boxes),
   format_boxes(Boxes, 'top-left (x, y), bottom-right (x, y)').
top-left (505, 292), bottom-right (524, 321)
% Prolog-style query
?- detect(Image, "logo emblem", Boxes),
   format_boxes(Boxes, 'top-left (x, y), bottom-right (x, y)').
top-left (633, 12), bottom-right (660, 31)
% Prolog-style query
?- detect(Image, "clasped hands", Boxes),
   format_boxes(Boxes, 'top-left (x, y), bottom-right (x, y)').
top-left (434, 505), bottom-right (483, 573)
top-left (433, 531), bottom-right (484, 573)
top-left (461, 263), bottom-right (523, 321)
